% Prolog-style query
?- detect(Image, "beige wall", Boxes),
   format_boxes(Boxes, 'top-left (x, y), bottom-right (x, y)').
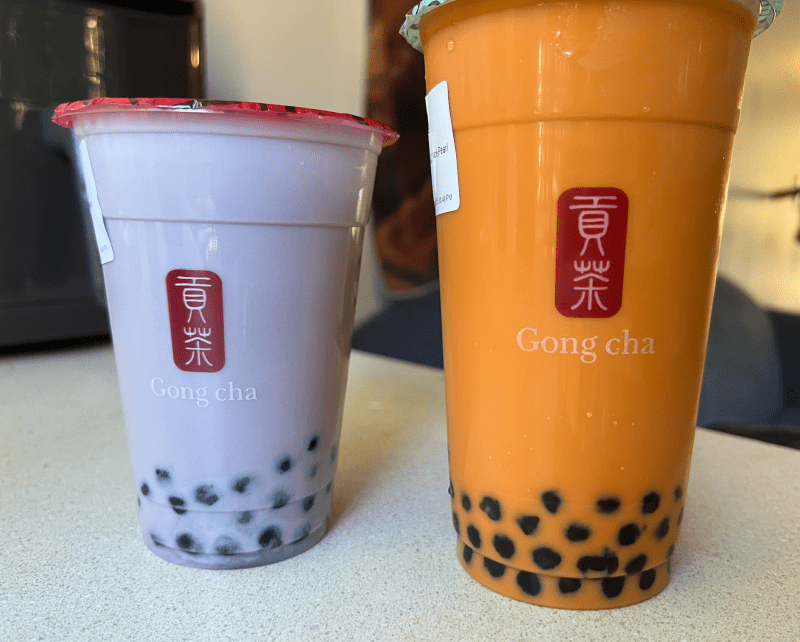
top-left (202, 0), bottom-right (369, 113)
top-left (723, 0), bottom-right (800, 312)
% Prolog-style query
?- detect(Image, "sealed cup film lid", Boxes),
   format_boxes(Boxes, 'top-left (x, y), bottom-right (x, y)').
top-left (400, 0), bottom-right (783, 50)
top-left (53, 98), bottom-right (398, 145)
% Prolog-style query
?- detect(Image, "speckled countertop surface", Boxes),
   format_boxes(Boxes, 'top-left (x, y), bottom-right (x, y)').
top-left (1, 344), bottom-right (799, 641)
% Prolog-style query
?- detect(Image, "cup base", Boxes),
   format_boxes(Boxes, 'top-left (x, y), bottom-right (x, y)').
top-left (456, 539), bottom-right (671, 609)
top-left (142, 520), bottom-right (328, 569)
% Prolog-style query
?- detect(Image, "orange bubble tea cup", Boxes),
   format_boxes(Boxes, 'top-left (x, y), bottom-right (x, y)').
top-left (402, 0), bottom-right (782, 609)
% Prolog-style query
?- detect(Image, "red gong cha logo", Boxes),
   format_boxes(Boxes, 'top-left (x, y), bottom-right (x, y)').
top-left (166, 269), bottom-right (225, 373)
top-left (555, 187), bottom-right (629, 319)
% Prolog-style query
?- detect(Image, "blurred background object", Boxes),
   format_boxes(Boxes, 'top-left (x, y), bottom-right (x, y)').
top-left (365, 0), bottom-right (437, 294)
top-left (349, 0), bottom-right (441, 365)
top-left (0, 0), bottom-right (203, 347)
top-left (722, 0), bottom-right (800, 311)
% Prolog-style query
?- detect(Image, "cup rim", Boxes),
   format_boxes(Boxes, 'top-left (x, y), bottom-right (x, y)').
top-left (52, 98), bottom-right (399, 146)
top-left (400, 0), bottom-right (780, 51)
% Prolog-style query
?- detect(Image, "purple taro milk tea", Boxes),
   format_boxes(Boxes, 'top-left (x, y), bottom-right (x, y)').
top-left (54, 98), bottom-right (397, 568)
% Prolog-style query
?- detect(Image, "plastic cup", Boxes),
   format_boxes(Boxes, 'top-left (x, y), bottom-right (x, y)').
top-left (402, 0), bottom-right (780, 608)
top-left (53, 98), bottom-right (396, 569)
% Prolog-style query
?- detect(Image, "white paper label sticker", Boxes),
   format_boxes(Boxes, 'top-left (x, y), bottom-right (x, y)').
top-left (425, 81), bottom-right (460, 216)
top-left (77, 138), bottom-right (114, 264)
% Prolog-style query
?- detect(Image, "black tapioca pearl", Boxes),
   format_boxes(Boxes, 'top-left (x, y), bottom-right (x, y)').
top-left (303, 495), bottom-right (316, 512)
top-left (678, 507), bottom-right (684, 525)
top-left (330, 445), bottom-right (338, 462)
top-left (479, 496), bottom-right (502, 521)
top-left (467, 525), bottom-right (482, 548)
top-left (642, 492), bottom-right (661, 514)
top-left (541, 491), bottom-right (562, 514)
top-left (214, 536), bottom-right (241, 556)
top-left (493, 534), bottom-right (515, 559)
top-left (618, 523), bottom-right (641, 546)
top-left (452, 512), bottom-right (460, 536)
top-left (236, 511), bottom-right (253, 524)
top-left (155, 469), bottom-right (171, 484)
top-left (308, 435), bottom-right (320, 451)
top-left (463, 544), bottom-right (474, 565)
top-left (532, 547), bottom-right (562, 570)
top-left (654, 517), bottom-right (670, 541)
top-left (232, 476), bottom-right (252, 494)
top-left (601, 576), bottom-right (626, 598)
top-left (277, 456), bottom-right (293, 474)
top-left (517, 571), bottom-right (542, 596)
top-left (565, 523), bottom-right (591, 542)
top-left (176, 533), bottom-right (193, 549)
top-left (517, 515), bottom-right (540, 536)
top-left (559, 578), bottom-right (582, 595)
top-left (271, 489), bottom-right (292, 509)
top-left (674, 485), bottom-right (684, 501)
top-left (483, 557), bottom-right (506, 578)
top-left (168, 496), bottom-right (187, 515)
top-left (639, 568), bottom-right (656, 591)
top-left (461, 493), bottom-right (472, 512)
top-left (258, 526), bottom-right (283, 549)
top-left (140, 483), bottom-right (150, 496)
top-left (195, 485), bottom-right (219, 506)
top-left (624, 554), bottom-right (648, 574)
top-left (577, 550), bottom-right (619, 575)
top-left (596, 496), bottom-right (621, 514)
top-left (176, 533), bottom-right (200, 553)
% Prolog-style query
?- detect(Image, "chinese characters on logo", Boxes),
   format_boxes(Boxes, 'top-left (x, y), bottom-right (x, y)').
top-left (166, 269), bottom-right (225, 373)
top-left (555, 188), bottom-right (629, 318)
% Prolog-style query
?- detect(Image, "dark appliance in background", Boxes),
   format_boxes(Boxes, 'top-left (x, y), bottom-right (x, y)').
top-left (0, 0), bottom-right (204, 347)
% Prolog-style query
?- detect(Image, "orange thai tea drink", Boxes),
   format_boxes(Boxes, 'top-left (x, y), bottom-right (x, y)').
top-left (402, 0), bottom-right (781, 609)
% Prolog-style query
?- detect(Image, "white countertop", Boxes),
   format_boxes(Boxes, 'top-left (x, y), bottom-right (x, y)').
top-left (2, 344), bottom-right (799, 641)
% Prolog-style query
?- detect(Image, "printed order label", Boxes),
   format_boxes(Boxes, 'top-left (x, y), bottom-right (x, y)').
top-left (166, 269), bottom-right (225, 373)
top-left (425, 80), bottom-right (460, 216)
top-left (77, 139), bottom-right (114, 264)
top-left (555, 187), bottom-right (629, 318)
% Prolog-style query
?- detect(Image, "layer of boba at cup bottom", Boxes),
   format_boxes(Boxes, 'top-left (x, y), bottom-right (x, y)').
top-left (136, 476), bottom-right (334, 569)
top-left (144, 521), bottom-right (328, 570)
top-left (458, 540), bottom-right (671, 609)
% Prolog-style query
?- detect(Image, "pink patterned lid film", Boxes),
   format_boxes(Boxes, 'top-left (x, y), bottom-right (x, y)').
top-left (53, 98), bottom-right (398, 146)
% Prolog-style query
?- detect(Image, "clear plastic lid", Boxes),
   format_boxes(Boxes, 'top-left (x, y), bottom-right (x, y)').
top-left (401, 0), bottom-right (782, 51)
top-left (53, 98), bottom-right (398, 146)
